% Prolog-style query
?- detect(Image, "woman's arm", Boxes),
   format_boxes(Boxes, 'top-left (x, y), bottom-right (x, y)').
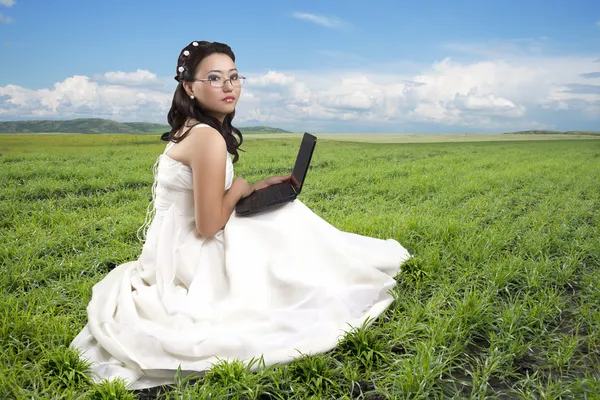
top-left (186, 126), bottom-right (252, 238)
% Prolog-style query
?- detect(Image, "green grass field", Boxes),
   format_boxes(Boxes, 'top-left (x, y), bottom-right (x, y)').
top-left (242, 133), bottom-right (600, 143)
top-left (1, 133), bottom-right (599, 399)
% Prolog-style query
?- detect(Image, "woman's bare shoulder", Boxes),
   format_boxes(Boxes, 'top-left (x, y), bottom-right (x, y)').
top-left (185, 124), bottom-right (222, 146)
top-left (182, 124), bottom-right (225, 161)
top-left (169, 122), bottom-right (224, 166)
top-left (174, 120), bottom-right (213, 138)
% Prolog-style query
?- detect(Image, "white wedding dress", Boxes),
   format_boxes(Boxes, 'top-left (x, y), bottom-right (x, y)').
top-left (71, 125), bottom-right (411, 389)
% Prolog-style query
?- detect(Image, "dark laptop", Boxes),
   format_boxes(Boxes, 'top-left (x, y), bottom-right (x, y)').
top-left (235, 132), bottom-right (317, 216)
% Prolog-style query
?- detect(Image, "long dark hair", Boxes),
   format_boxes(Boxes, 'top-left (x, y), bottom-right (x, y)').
top-left (161, 41), bottom-right (243, 163)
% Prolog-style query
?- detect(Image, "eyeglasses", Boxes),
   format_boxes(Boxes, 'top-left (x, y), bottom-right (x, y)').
top-left (192, 75), bottom-right (246, 88)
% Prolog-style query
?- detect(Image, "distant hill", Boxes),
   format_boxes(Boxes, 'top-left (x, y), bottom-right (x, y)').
top-left (238, 126), bottom-right (291, 133)
top-left (507, 130), bottom-right (600, 136)
top-left (0, 119), bottom-right (291, 134)
top-left (0, 119), bottom-right (169, 134)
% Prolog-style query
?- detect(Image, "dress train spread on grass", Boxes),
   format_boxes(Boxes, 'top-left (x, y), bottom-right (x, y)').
top-left (71, 124), bottom-right (411, 389)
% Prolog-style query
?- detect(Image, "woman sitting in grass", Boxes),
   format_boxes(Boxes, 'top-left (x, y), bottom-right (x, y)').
top-left (71, 40), bottom-right (411, 390)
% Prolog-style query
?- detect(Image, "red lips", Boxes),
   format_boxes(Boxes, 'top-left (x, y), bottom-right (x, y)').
top-left (223, 96), bottom-right (235, 101)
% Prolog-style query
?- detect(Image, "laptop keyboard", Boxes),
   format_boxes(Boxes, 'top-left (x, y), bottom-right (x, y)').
top-left (253, 182), bottom-right (296, 206)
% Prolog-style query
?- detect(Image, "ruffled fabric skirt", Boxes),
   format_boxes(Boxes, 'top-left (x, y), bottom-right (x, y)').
top-left (71, 200), bottom-right (410, 389)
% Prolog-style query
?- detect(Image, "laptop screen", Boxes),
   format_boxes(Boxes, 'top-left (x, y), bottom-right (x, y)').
top-left (291, 133), bottom-right (317, 193)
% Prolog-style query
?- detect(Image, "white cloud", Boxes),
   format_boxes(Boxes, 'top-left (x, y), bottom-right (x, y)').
top-left (0, 11), bottom-right (13, 23)
top-left (248, 71), bottom-right (296, 87)
top-left (92, 69), bottom-right (173, 92)
top-left (1, 49), bottom-right (599, 132)
top-left (292, 12), bottom-right (347, 29)
top-left (235, 54), bottom-right (599, 131)
top-left (442, 38), bottom-right (548, 58)
top-left (0, 75), bottom-right (172, 121)
top-left (0, 0), bottom-right (15, 7)
top-left (95, 69), bottom-right (158, 85)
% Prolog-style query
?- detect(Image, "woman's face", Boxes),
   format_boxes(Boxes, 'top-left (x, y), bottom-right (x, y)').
top-left (186, 53), bottom-right (242, 122)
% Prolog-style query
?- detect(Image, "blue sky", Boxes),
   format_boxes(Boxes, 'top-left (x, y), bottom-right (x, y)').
top-left (1, 0), bottom-right (599, 133)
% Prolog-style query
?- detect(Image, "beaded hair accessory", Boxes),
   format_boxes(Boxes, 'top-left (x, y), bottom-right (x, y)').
top-left (174, 41), bottom-right (198, 82)
top-left (174, 41), bottom-right (216, 82)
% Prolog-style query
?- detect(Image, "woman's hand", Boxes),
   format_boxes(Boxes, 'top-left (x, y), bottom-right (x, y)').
top-left (252, 173), bottom-right (292, 191)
